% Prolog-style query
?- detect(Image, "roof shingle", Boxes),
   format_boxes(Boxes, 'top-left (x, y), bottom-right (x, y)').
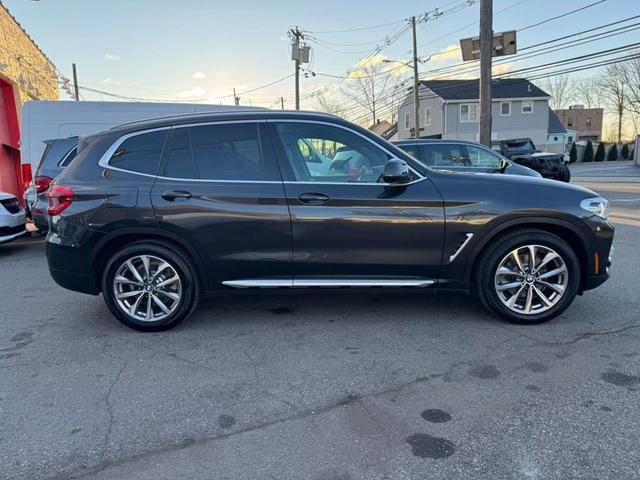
top-left (420, 78), bottom-right (549, 100)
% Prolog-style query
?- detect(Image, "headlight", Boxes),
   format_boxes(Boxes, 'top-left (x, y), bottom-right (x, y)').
top-left (580, 196), bottom-right (609, 220)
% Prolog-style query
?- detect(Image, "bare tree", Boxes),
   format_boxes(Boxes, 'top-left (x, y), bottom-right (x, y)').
top-left (540, 74), bottom-right (576, 110)
top-left (620, 52), bottom-right (640, 117)
top-left (599, 64), bottom-right (627, 143)
top-left (341, 62), bottom-right (399, 126)
top-left (314, 90), bottom-right (345, 117)
top-left (574, 77), bottom-right (604, 109)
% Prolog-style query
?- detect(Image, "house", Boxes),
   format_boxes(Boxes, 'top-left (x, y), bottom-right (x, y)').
top-left (397, 78), bottom-right (551, 147)
top-left (554, 105), bottom-right (603, 142)
top-left (547, 109), bottom-right (577, 154)
top-left (368, 119), bottom-right (398, 140)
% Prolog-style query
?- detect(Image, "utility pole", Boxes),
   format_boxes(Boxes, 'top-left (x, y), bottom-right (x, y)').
top-left (479, 0), bottom-right (493, 146)
top-left (72, 63), bottom-right (79, 101)
top-left (411, 16), bottom-right (420, 139)
top-left (280, 96), bottom-right (285, 110)
top-left (233, 88), bottom-right (240, 106)
top-left (290, 27), bottom-right (303, 110)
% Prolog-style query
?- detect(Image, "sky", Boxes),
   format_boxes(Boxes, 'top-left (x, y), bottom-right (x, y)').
top-left (3, 0), bottom-right (638, 130)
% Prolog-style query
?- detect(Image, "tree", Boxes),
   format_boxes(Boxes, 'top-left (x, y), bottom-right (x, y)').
top-left (583, 140), bottom-right (594, 162)
top-left (540, 74), bottom-right (575, 110)
top-left (574, 77), bottom-right (604, 108)
top-left (569, 142), bottom-right (577, 163)
top-left (595, 142), bottom-right (606, 162)
top-left (341, 59), bottom-right (401, 126)
top-left (314, 89), bottom-right (345, 117)
top-left (620, 52), bottom-right (640, 117)
top-left (599, 64), bottom-right (627, 143)
top-left (621, 143), bottom-right (630, 159)
top-left (607, 144), bottom-right (618, 161)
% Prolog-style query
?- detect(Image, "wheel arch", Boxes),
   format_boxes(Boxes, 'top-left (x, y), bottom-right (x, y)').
top-left (89, 227), bottom-right (206, 293)
top-left (466, 217), bottom-right (591, 293)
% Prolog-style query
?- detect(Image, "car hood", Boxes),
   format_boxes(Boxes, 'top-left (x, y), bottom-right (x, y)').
top-left (0, 191), bottom-right (17, 201)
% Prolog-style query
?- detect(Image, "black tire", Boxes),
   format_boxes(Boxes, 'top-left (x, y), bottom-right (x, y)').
top-left (474, 229), bottom-right (581, 325)
top-left (101, 241), bottom-right (200, 331)
top-left (558, 164), bottom-right (571, 182)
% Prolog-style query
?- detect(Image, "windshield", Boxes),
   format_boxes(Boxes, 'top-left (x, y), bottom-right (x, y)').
top-left (504, 140), bottom-right (535, 153)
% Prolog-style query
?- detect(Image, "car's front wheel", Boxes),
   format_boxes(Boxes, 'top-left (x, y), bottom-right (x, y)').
top-left (475, 229), bottom-right (581, 324)
top-left (102, 241), bottom-right (200, 331)
top-left (558, 164), bottom-right (571, 182)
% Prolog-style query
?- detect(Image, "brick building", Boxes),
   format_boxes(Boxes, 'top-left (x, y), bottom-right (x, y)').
top-left (0, 1), bottom-right (58, 201)
top-left (554, 106), bottom-right (603, 143)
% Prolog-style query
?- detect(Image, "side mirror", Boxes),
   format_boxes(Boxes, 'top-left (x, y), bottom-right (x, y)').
top-left (489, 158), bottom-right (509, 173)
top-left (382, 158), bottom-right (412, 184)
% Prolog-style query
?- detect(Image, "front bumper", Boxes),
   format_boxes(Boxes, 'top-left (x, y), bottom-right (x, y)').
top-left (578, 215), bottom-right (614, 292)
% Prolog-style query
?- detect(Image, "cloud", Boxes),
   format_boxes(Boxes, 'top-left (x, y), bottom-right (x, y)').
top-left (104, 53), bottom-right (120, 61)
top-left (430, 44), bottom-right (462, 63)
top-left (492, 62), bottom-right (513, 76)
top-left (101, 77), bottom-right (121, 86)
top-left (192, 71), bottom-right (206, 79)
top-left (177, 85), bottom-right (206, 98)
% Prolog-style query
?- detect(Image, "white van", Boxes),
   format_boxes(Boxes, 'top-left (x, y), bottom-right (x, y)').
top-left (20, 100), bottom-right (258, 169)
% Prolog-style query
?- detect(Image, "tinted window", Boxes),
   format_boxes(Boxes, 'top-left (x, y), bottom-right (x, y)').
top-left (163, 128), bottom-right (197, 179)
top-left (464, 145), bottom-right (502, 168)
top-left (60, 147), bottom-right (77, 167)
top-left (421, 144), bottom-right (467, 167)
top-left (274, 122), bottom-right (392, 183)
top-left (398, 144), bottom-right (421, 159)
top-left (109, 130), bottom-right (167, 175)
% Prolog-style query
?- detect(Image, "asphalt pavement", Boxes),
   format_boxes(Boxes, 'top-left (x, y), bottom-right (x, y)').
top-left (1, 162), bottom-right (639, 480)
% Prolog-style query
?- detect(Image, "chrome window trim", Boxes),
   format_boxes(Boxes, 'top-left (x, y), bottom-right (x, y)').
top-left (57, 146), bottom-right (78, 168)
top-left (97, 120), bottom-right (280, 182)
top-left (267, 119), bottom-right (426, 186)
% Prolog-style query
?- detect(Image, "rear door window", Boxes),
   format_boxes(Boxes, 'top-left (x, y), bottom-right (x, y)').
top-left (421, 143), bottom-right (467, 167)
top-left (109, 130), bottom-right (168, 175)
top-left (161, 123), bottom-right (269, 181)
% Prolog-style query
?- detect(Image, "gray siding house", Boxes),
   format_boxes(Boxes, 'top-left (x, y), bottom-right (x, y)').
top-left (397, 78), bottom-right (551, 147)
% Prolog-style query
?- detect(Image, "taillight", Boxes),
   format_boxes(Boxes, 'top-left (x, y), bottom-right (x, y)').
top-left (34, 176), bottom-right (53, 194)
top-left (46, 185), bottom-right (74, 215)
top-left (22, 163), bottom-right (33, 193)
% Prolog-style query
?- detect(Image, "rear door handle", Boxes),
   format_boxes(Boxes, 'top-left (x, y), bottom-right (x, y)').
top-left (297, 192), bottom-right (330, 205)
top-left (162, 190), bottom-right (192, 201)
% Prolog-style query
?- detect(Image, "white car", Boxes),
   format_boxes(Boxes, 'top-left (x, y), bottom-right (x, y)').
top-left (0, 192), bottom-right (27, 244)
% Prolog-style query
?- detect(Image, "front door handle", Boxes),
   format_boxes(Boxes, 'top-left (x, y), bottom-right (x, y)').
top-left (162, 190), bottom-right (192, 201)
top-left (297, 192), bottom-right (330, 205)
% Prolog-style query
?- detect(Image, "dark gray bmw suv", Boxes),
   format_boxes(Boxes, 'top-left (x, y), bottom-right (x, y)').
top-left (46, 110), bottom-right (614, 331)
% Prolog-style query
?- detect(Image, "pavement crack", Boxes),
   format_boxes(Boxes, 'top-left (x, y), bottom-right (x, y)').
top-left (100, 359), bottom-right (128, 461)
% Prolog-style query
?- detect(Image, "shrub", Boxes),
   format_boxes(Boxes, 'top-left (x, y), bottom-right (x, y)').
top-left (583, 140), bottom-right (594, 162)
top-left (607, 144), bottom-right (618, 161)
top-left (569, 142), bottom-right (577, 163)
top-left (595, 142), bottom-right (606, 162)
top-left (621, 143), bottom-right (630, 159)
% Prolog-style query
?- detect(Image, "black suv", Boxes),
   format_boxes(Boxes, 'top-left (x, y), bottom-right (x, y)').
top-left (491, 138), bottom-right (570, 182)
top-left (46, 111), bottom-right (613, 331)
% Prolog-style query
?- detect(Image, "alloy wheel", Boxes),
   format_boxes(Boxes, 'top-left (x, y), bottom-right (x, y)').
top-left (494, 244), bottom-right (568, 315)
top-left (112, 255), bottom-right (182, 322)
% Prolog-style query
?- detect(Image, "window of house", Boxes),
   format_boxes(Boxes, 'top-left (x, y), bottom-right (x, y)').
top-left (500, 101), bottom-right (511, 116)
top-left (522, 100), bottom-right (534, 114)
top-left (425, 107), bottom-right (432, 127)
top-left (460, 103), bottom-right (478, 122)
top-left (404, 112), bottom-right (410, 129)
top-left (568, 118), bottom-right (574, 127)
top-left (568, 136), bottom-right (573, 142)
top-left (109, 130), bottom-right (168, 175)
top-left (553, 136), bottom-right (558, 142)
top-left (586, 117), bottom-right (592, 127)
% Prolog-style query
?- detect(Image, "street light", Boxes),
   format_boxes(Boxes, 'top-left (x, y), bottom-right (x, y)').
top-left (382, 56), bottom-right (430, 138)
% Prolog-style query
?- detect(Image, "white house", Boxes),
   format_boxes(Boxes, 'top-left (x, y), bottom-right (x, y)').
top-left (397, 78), bottom-right (553, 148)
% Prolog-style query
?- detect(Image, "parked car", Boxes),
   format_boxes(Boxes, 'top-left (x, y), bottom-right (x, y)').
top-left (491, 138), bottom-right (570, 182)
top-left (393, 140), bottom-right (541, 178)
top-left (46, 111), bottom-right (614, 331)
top-left (25, 137), bottom-right (78, 232)
top-left (0, 192), bottom-right (26, 245)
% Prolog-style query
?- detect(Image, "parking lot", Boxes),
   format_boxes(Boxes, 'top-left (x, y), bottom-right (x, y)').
top-left (2, 163), bottom-right (639, 480)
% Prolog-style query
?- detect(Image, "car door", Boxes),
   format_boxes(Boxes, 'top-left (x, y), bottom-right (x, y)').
top-left (268, 120), bottom-right (445, 284)
top-left (151, 121), bottom-right (292, 290)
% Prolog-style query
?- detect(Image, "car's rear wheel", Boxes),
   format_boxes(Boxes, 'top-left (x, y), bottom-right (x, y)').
top-left (475, 229), bottom-right (581, 324)
top-left (102, 241), bottom-right (200, 331)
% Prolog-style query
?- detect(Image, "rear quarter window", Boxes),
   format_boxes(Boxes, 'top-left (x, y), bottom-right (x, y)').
top-left (108, 130), bottom-right (168, 175)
